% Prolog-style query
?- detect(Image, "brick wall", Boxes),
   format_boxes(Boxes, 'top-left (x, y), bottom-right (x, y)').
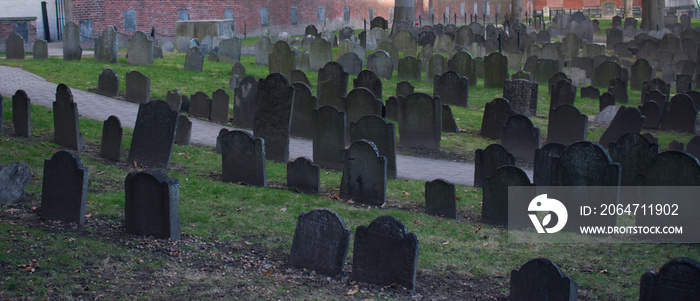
top-left (0, 18), bottom-right (37, 52)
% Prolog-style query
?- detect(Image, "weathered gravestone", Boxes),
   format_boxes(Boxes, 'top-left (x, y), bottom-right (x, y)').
top-left (165, 89), bottom-right (183, 112)
top-left (53, 84), bottom-right (83, 151)
top-left (211, 89), bottom-right (229, 123)
top-left (340, 140), bottom-right (387, 206)
top-left (481, 97), bottom-right (516, 140)
top-left (442, 105), bottom-right (459, 133)
top-left (425, 54), bottom-right (447, 83)
top-left (254, 73), bottom-right (295, 162)
top-left (127, 100), bottom-right (179, 169)
top-left (397, 56), bottom-right (421, 81)
top-left (510, 258), bottom-right (578, 301)
top-left (317, 62), bottom-right (349, 109)
top-left (100, 115), bottom-right (122, 161)
top-left (685, 90), bottom-right (700, 109)
top-left (608, 78), bottom-right (628, 103)
top-left (609, 133), bottom-right (659, 186)
top-left (32, 39), bottom-right (48, 60)
top-left (269, 41), bottom-right (296, 78)
top-left (290, 82), bottom-right (317, 139)
top-left (127, 31), bottom-right (154, 65)
top-left (592, 61), bottom-right (623, 88)
top-left (338, 52), bottom-right (362, 76)
top-left (367, 50), bottom-right (394, 79)
top-left (396, 81), bottom-right (414, 97)
top-left (125, 71), bottom-right (150, 104)
top-left (669, 140), bottom-right (685, 151)
top-left (229, 62), bottom-right (247, 90)
top-left (309, 38), bottom-right (332, 71)
top-left (97, 68), bottom-right (119, 97)
top-left (687, 136), bottom-right (700, 158)
top-left (350, 115), bottom-right (397, 179)
top-left (484, 52), bottom-right (509, 89)
top-left (642, 78), bottom-right (671, 104)
top-left (563, 67), bottom-right (587, 87)
top-left (423, 178), bottom-right (457, 218)
top-left (599, 106), bottom-right (646, 150)
top-left (41, 150), bottom-right (88, 224)
top-left (189, 92), bottom-right (211, 120)
top-left (233, 76), bottom-right (259, 129)
top-left (482, 165), bottom-right (532, 225)
top-left (474, 144), bottom-right (516, 188)
top-left (184, 46), bottom-right (204, 72)
top-left (353, 215), bottom-right (418, 290)
top-left (533, 143), bottom-right (566, 186)
top-left (639, 102), bottom-right (662, 129)
top-left (550, 79), bottom-right (576, 109)
top-left (286, 157), bottom-right (320, 194)
top-left (314, 106), bottom-right (346, 170)
top-left (501, 114), bottom-right (541, 163)
top-left (548, 72), bottom-right (569, 95)
top-left (547, 104), bottom-right (587, 145)
top-left (534, 59), bottom-right (561, 84)
top-left (353, 70), bottom-right (383, 101)
top-left (659, 94), bottom-right (697, 134)
top-left (220, 130), bottom-right (267, 186)
top-left (640, 257), bottom-right (700, 301)
top-left (63, 21), bottom-right (82, 61)
top-left (639, 151), bottom-right (700, 186)
top-left (599, 91), bottom-right (616, 112)
top-left (12, 90), bottom-right (31, 137)
top-left (511, 71), bottom-right (531, 81)
top-left (290, 70), bottom-right (310, 86)
top-left (0, 162), bottom-right (31, 205)
top-left (433, 71), bottom-right (469, 107)
top-left (5, 33), bottom-right (25, 59)
top-left (676, 74), bottom-right (693, 94)
top-left (125, 170), bottom-right (180, 239)
top-left (581, 86), bottom-right (600, 99)
top-left (397, 93), bottom-right (441, 150)
top-left (217, 37), bottom-right (242, 63)
top-left (288, 209), bottom-right (350, 276)
top-left (95, 27), bottom-right (117, 63)
top-left (503, 79), bottom-right (538, 116)
top-left (255, 36), bottom-right (272, 66)
top-left (631, 59), bottom-right (654, 91)
top-left (174, 115), bottom-right (192, 145)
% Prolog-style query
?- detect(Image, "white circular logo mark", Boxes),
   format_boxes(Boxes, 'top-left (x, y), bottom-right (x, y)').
top-left (528, 194), bottom-right (568, 234)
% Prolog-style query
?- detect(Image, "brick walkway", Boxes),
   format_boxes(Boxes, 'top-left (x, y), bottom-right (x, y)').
top-left (0, 65), bottom-right (534, 186)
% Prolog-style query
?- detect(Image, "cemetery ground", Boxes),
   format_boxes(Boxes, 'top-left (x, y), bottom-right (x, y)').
top-left (1, 28), bottom-right (700, 299)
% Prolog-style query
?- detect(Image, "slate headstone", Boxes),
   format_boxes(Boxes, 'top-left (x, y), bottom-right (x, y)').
top-left (340, 140), bottom-right (387, 206)
top-left (599, 106), bottom-right (646, 150)
top-left (317, 62), bottom-right (349, 109)
top-left (396, 81), bottom-right (414, 97)
top-left (609, 133), bottom-right (659, 186)
top-left (433, 71), bottom-right (469, 107)
top-left (53, 84), bottom-right (83, 151)
top-left (353, 70), bottom-right (383, 101)
top-left (501, 114), bottom-right (541, 163)
top-left (484, 52), bottom-right (509, 89)
top-left (550, 79), bottom-right (576, 109)
top-left (533, 143), bottom-right (566, 186)
top-left (510, 258), bottom-right (578, 301)
top-left (397, 56), bottom-right (422, 81)
top-left (367, 50), bottom-right (394, 79)
top-left (269, 41), bottom-right (296, 78)
top-left (95, 27), bottom-right (118, 63)
top-left (547, 104), bottom-right (587, 145)
top-left (127, 100), bottom-right (179, 169)
top-left (125, 170), bottom-right (180, 239)
top-left (481, 97), bottom-right (516, 140)
top-left (581, 86), bottom-right (600, 99)
top-left (474, 144), bottom-right (516, 188)
top-left (210, 89), bottom-right (229, 124)
top-left (314, 106), bottom-right (346, 170)
top-left (100, 115), bottom-right (122, 161)
top-left (425, 179), bottom-right (456, 218)
top-left (350, 115), bottom-right (397, 179)
top-left (309, 38), bottom-right (332, 71)
top-left (220, 130), bottom-right (267, 187)
top-left (41, 150), bottom-right (89, 224)
top-left (659, 94), bottom-right (697, 134)
top-left (233, 75), bottom-right (259, 129)
top-left (397, 93), bottom-right (442, 150)
top-left (639, 102), bottom-right (662, 129)
top-left (286, 157), bottom-right (320, 194)
top-left (5, 33), bottom-right (25, 60)
top-left (63, 21), bottom-right (82, 61)
top-left (338, 52), bottom-right (363, 76)
top-left (255, 36), bottom-right (273, 65)
top-left (217, 37), bottom-right (242, 63)
top-left (174, 115), bottom-right (192, 145)
top-left (125, 71), bottom-right (150, 104)
top-left (482, 165), bottom-right (532, 225)
top-left (288, 209), bottom-right (350, 276)
top-left (290, 82), bottom-right (317, 139)
top-left (32, 39), bottom-right (48, 60)
top-left (165, 89), bottom-right (183, 112)
top-left (608, 78), bottom-right (629, 103)
top-left (12, 90), bottom-right (31, 137)
top-left (0, 162), bottom-right (31, 205)
top-left (127, 31), bottom-right (154, 65)
top-left (97, 68), bottom-right (119, 97)
top-left (254, 73), bottom-right (295, 162)
top-left (640, 257), bottom-right (700, 301)
top-left (503, 79), bottom-right (538, 116)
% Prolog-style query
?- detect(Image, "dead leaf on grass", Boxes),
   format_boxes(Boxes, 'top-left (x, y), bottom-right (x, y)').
top-left (346, 285), bottom-right (359, 296)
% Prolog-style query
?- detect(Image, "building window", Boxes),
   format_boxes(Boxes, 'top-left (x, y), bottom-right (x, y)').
top-left (125, 10), bottom-right (136, 31)
top-left (225, 9), bottom-right (234, 20)
top-left (344, 6), bottom-right (350, 22)
top-left (318, 7), bottom-right (325, 23)
top-left (291, 7), bottom-right (298, 25)
top-left (261, 8), bottom-right (269, 26)
top-left (178, 9), bottom-right (189, 21)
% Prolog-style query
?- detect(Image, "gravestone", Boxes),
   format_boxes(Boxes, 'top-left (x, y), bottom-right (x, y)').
top-left (165, 89), bottom-right (183, 112)
top-left (501, 114), bottom-right (541, 163)
top-left (353, 215), bottom-right (418, 290)
top-left (669, 140), bottom-right (684, 151)
top-left (533, 143), bottom-right (566, 186)
top-left (220, 130), bottom-right (267, 186)
top-left (211, 89), bottom-right (229, 123)
top-left (350, 115), bottom-right (397, 179)
top-left (533, 59), bottom-right (561, 84)
top-left (474, 144), bottom-right (515, 188)
top-left (286, 157), bottom-right (320, 194)
top-left (484, 52), bottom-right (509, 89)
top-left (338, 52), bottom-right (362, 76)
top-left (0, 162), bottom-right (31, 205)
top-left (391, 30), bottom-right (417, 56)
top-left (606, 28), bottom-right (623, 50)
top-left (640, 257), bottom-right (700, 301)
top-left (442, 105), bottom-right (458, 133)
top-left (184, 46), bottom-right (204, 72)
top-left (447, 51), bottom-right (477, 87)
top-left (217, 37), bottom-right (242, 63)
top-left (367, 50), bottom-right (394, 79)
top-left (63, 21), bottom-right (82, 61)
top-left (255, 36), bottom-right (272, 65)
top-left (481, 98), bottom-right (516, 140)
top-left (642, 78), bottom-right (670, 104)
top-left (547, 104), bottom-right (587, 145)
top-left (32, 39), bottom-right (48, 60)
top-left (482, 165), bottom-right (532, 225)
top-left (639, 102), bottom-right (662, 129)
top-left (53, 84), bottom-right (83, 151)
top-left (425, 179), bottom-right (456, 218)
top-left (571, 57), bottom-right (594, 78)
top-left (563, 67), bottom-right (586, 87)
top-left (305, 25), bottom-right (318, 36)
top-left (503, 79), bottom-right (538, 116)
top-left (608, 78), bottom-right (628, 103)
top-left (631, 59), bottom-right (653, 91)
top-left (376, 41), bottom-right (398, 70)
top-left (41, 150), bottom-right (89, 224)
top-left (229, 62), bottom-right (247, 90)
top-left (550, 79), bottom-right (576, 109)
top-left (639, 151), bottom-right (700, 186)
top-left (385, 97), bottom-right (398, 120)
top-left (433, 71), bottom-right (469, 107)
top-left (581, 86), bottom-right (600, 99)
top-left (510, 258), bottom-right (578, 301)
top-left (340, 140), bottom-right (387, 206)
top-left (288, 209), bottom-right (350, 276)
top-left (659, 94), bottom-right (697, 134)
top-left (254, 73), bottom-right (295, 162)
top-left (548, 72), bottom-right (569, 95)
top-left (592, 61), bottom-right (623, 88)
top-left (189, 92), bottom-right (211, 120)
top-left (95, 27), bottom-right (118, 63)
top-left (233, 76), bottom-right (259, 129)
top-left (290, 70), bottom-right (310, 86)
top-left (425, 54), bottom-right (447, 83)
top-left (5, 33), bottom-right (25, 59)
top-left (174, 115), bottom-right (192, 145)
top-left (353, 70), bottom-right (383, 101)
top-left (317, 62), bottom-right (349, 109)
top-left (309, 38), bottom-right (332, 71)
top-left (199, 35), bottom-right (212, 55)
top-left (290, 82), bottom-right (317, 139)
top-left (269, 41), bottom-right (296, 78)
top-left (127, 100), bottom-right (179, 169)
top-left (609, 133), bottom-right (659, 186)
top-left (314, 106), bottom-right (346, 170)
top-left (343, 88), bottom-right (382, 135)
top-left (599, 92), bottom-right (616, 112)
top-left (686, 90), bottom-right (700, 109)
top-left (124, 170), bottom-right (180, 239)
top-left (125, 71), bottom-right (150, 104)
top-left (599, 106), bottom-right (646, 150)
top-left (396, 81), bottom-right (414, 97)
top-left (127, 31), bottom-right (154, 65)
top-left (397, 56), bottom-right (421, 81)
top-left (511, 71), bottom-right (530, 81)
top-left (397, 93), bottom-right (441, 150)
top-left (676, 74), bottom-right (693, 94)
top-left (12, 90), bottom-right (31, 137)
top-left (97, 68), bottom-right (119, 97)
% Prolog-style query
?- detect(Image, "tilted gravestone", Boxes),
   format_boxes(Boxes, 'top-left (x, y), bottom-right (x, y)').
top-left (97, 68), bottom-right (119, 97)
top-left (33, 39), bottom-right (48, 60)
top-left (100, 115), bottom-right (122, 161)
top-left (659, 94), bottom-right (698, 134)
top-left (350, 115), bottom-right (397, 179)
top-left (397, 56), bottom-right (421, 81)
top-left (481, 97), bottom-right (516, 140)
top-left (608, 78), bottom-right (628, 103)
top-left (220, 130), bottom-right (267, 186)
top-left (127, 31), bottom-right (154, 65)
top-left (189, 91), bottom-right (212, 120)
top-left (599, 106), bottom-right (646, 150)
top-left (127, 100), bottom-right (179, 169)
top-left (53, 84), bottom-right (84, 151)
top-left (484, 52), bottom-right (509, 89)
top-left (314, 106), bottom-right (346, 170)
top-left (353, 215), bottom-right (418, 290)
top-left (12, 90), bottom-right (31, 137)
top-left (125, 70), bottom-right (150, 104)
top-left (640, 257), bottom-right (700, 301)
top-left (0, 162), bottom-right (31, 205)
top-left (340, 140), bottom-right (387, 206)
top-left (338, 52), bottom-right (362, 76)
top-left (501, 114), bottom-right (541, 163)
top-left (353, 70), bottom-right (383, 101)
top-left (442, 105), bottom-right (458, 132)
top-left (286, 157), bottom-right (320, 193)
top-left (482, 165), bottom-right (532, 225)
top-left (550, 79), bottom-right (576, 109)
top-left (255, 36), bottom-right (272, 66)
top-left (425, 178), bottom-right (456, 218)
top-left (125, 170), bottom-right (180, 239)
top-left (317, 62), bottom-right (349, 109)
top-left (269, 41), bottom-right (296, 78)
top-left (233, 75), bottom-right (259, 129)
top-left (510, 258), bottom-right (578, 301)
top-left (254, 73), bottom-right (295, 162)
top-left (184, 46), bottom-right (204, 72)
top-left (397, 93), bottom-right (441, 150)
top-left (63, 21), bottom-right (82, 61)
top-left (5, 33), bottom-right (25, 60)
top-left (533, 143), bottom-right (566, 186)
top-left (211, 89), bottom-right (229, 123)
top-left (288, 209), bottom-right (351, 276)
top-left (503, 79), bottom-right (538, 117)
top-left (174, 115), bottom-right (192, 145)
top-left (41, 150), bottom-right (89, 224)
top-left (217, 37), bottom-right (242, 63)
top-left (309, 37), bottom-right (332, 71)
top-left (434, 71), bottom-right (469, 107)
top-left (290, 82), bottom-right (317, 139)
top-left (367, 50), bottom-right (394, 79)
top-left (474, 144), bottom-right (516, 188)
top-left (609, 133), bottom-right (659, 186)
top-left (547, 104), bottom-right (587, 145)
top-left (639, 102), bottom-right (662, 129)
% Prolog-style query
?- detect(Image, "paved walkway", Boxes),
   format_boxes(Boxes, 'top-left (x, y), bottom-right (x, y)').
top-left (0, 65), bottom-right (533, 187)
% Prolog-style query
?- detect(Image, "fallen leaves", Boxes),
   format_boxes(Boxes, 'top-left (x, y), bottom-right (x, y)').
top-left (346, 285), bottom-right (359, 296)
top-left (17, 260), bottom-right (38, 273)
